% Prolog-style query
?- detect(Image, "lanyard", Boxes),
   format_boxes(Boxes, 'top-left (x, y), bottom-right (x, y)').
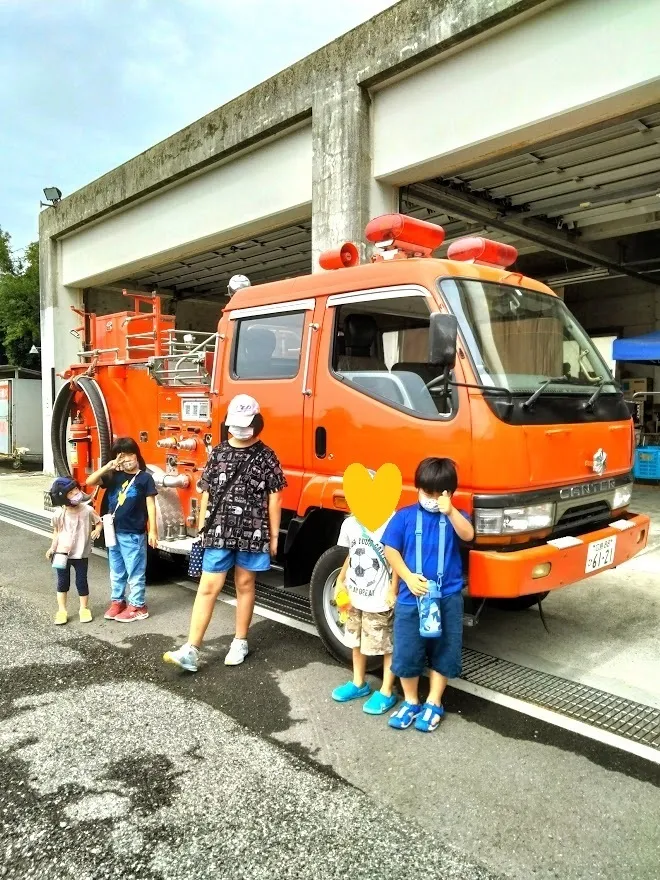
top-left (415, 508), bottom-right (446, 598)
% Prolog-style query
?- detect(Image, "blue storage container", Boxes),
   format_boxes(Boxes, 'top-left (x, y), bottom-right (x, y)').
top-left (633, 446), bottom-right (660, 480)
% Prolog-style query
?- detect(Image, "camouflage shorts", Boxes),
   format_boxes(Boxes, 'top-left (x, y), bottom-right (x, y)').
top-left (344, 608), bottom-right (394, 656)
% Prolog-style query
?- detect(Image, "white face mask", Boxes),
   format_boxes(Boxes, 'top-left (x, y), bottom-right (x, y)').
top-left (418, 491), bottom-right (440, 513)
top-left (68, 491), bottom-right (87, 506)
top-left (228, 425), bottom-right (254, 440)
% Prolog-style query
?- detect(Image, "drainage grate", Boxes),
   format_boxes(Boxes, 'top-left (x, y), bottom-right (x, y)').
top-left (209, 575), bottom-right (314, 627)
top-left (461, 648), bottom-right (660, 750)
top-left (0, 502), bottom-right (51, 533)
top-left (2, 501), bottom-right (659, 750)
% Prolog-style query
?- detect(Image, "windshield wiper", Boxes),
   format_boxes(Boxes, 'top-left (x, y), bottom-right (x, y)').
top-left (522, 377), bottom-right (569, 410)
top-left (584, 378), bottom-right (605, 411)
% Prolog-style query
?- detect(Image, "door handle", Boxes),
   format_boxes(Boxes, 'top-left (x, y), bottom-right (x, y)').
top-left (302, 323), bottom-right (320, 396)
top-left (315, 426), bottom-right (327, 458)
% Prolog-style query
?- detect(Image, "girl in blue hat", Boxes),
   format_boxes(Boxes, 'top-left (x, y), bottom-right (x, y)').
top-left (47, 477), bottom-right (102, 625)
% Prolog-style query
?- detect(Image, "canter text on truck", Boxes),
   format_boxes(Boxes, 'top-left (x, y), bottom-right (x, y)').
top-left (51, 214), bottom-right (649, 663)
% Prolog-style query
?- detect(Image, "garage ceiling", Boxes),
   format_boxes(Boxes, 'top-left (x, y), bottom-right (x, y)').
top-left (117, 108), bottom-right (660, 298)
top-left (402, 107), bottom-right (660, 285)
top-left (120, 221), bottom-right (312, 299)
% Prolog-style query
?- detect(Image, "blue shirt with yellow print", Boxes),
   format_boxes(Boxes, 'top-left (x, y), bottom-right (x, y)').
top-left (103, 470), bottom-right (158, 534)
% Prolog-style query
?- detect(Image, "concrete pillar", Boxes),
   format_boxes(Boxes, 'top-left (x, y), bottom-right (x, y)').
top-left (39, 233), bottom-right (83, 474)
top-left (311, 79), bottom-right (397, 269)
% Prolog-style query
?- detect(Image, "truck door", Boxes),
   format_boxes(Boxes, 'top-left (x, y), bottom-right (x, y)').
top-left (221, 298), bottom-right (318, 512)
top-left (309, 285), bottom-right (472, 501)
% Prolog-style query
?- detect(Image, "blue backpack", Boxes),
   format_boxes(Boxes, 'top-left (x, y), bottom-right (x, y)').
top-left (414, 509), bottom-right (446, 639)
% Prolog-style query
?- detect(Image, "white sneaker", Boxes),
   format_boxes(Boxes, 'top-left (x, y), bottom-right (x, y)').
top-left (163, 643), bottom-right (199, 673)
top-left (224, 638), bottom-right (248, 666)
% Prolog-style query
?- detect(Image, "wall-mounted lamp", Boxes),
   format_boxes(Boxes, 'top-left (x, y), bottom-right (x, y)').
top-left (40, 187), bottom-right (62, 208)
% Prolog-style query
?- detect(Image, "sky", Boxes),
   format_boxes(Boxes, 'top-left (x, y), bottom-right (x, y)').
top-left (0, 0), bottom-right (396, 257)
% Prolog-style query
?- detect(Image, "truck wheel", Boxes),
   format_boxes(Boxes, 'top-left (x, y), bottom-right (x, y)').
top-left (309, 546), bottom-right (381, 672)
top-left (489, 591), bottom-right (549, 611)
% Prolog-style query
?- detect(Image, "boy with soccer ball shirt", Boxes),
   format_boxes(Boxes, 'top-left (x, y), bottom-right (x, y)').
top-left (331, 512), bottom-right (399, 715)
top-left (382, 457), bottom-right (474, 733)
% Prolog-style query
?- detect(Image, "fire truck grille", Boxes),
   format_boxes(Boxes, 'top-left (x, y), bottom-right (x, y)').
top-left (553, 501), bottom-right (611, 537)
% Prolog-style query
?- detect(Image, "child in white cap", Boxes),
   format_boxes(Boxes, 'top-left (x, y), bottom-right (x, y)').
top-left (164, 395), bottom-right (286, 672)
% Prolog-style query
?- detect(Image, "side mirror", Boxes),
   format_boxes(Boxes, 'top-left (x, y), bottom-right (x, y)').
top-left (429, 313), bottom-right (457, 369)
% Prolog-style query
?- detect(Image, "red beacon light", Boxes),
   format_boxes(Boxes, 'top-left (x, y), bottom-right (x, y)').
top-left (447, 236), bottom-right (518, 268)
top-left (318, 242), bottom-right (360, 270)
top-left (365, 213), bottom-right (445, 260)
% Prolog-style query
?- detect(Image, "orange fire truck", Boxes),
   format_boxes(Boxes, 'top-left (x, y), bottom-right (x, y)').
top-left (52, 214), bottom-right (649, 662)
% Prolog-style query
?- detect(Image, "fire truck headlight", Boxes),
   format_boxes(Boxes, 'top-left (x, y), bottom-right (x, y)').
top-left (613, 483), bottom-right (633, 510)
top-left (474, 503), bottom-right (555, 536)
top-left (474, 509), bottom-right (503, 535)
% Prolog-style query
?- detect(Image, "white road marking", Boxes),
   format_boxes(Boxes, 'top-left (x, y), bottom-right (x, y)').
top-left (451, 679), bottom-right (660, 765)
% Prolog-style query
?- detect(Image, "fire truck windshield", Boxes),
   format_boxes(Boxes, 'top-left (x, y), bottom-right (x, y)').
top-left (439, 278), bottom-right (617, 397)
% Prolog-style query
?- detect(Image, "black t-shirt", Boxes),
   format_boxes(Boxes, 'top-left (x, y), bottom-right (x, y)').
top-left (199, 441), bottom-right (287, 553)
top-left (102, 469), bottom-right (158, 534)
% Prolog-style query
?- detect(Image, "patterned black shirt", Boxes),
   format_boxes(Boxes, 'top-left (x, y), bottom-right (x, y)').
top-left (199, 440), bottom-right (287, 552)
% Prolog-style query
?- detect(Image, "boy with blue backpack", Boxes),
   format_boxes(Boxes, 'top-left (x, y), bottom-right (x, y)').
top-left (382, 457), bottom-right (474, 733)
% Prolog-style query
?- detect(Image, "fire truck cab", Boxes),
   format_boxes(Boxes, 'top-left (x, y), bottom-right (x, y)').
top-left (53, 214), bottom-right (650, 663)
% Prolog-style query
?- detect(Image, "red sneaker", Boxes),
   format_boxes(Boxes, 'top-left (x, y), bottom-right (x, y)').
top-left (104, 600), bottom-right (127, 620)
top-left (114, 605), bottom-right (149, 622)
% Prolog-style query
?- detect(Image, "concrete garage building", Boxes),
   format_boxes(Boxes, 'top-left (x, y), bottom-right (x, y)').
top-left (39, 0), bottom-right (660, 471)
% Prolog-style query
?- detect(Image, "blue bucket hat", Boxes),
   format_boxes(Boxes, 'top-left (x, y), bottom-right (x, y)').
top-left (49, 477), bottom-right (79, 507)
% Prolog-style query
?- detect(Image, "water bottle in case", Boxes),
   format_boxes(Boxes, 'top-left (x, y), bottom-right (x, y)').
top-left (52, 552), bottom-right (69, 570)
top-left (102, 514), bottom-right (117, 547)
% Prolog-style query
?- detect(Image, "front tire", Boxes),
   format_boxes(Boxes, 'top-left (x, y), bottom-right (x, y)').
top-left (310, 546), bottom-right (381, 672)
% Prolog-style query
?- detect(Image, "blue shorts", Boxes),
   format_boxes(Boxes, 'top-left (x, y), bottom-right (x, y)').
top-left (391, 592), bottom-right (463, 679)
top-left (202, 547), bottom-right (271, 574)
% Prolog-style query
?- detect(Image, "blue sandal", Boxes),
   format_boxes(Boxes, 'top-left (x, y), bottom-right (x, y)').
top-left (363, 691), bottom-right (398, 715)
top-left (332, 681), bottom-right (371, 702)
top-left (414, 702), bottom-right (444, 732)
top-left (388, 701), bottom-right (422, 729)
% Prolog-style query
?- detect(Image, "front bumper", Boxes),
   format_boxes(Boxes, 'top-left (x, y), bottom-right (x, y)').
top-left (468, 511), bottom-right (650, 598)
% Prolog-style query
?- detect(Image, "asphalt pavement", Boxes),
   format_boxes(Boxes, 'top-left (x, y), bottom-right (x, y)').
top-left (0, 520), bottom-right (658, 880)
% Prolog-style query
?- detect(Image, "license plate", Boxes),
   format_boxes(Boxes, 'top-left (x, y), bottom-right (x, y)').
top-left (585, 536), bottom-right (616, 574)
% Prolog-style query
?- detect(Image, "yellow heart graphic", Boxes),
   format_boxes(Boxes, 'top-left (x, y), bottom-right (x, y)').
top-left (342, 463), bottom-right (403, 532)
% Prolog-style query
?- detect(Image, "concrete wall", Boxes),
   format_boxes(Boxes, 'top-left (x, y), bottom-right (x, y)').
top-left (61, 126), bottom-right (313, 288)
top-left (567, 277), bottom-right (660, 386)
top-left (373, 0), bottom-right (660, 183)
top-left (568, 278), bottom-right (657, 341)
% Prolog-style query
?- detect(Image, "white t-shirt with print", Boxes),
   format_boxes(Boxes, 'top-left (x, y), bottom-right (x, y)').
top-left (337, 515), bottom-right (392, 613)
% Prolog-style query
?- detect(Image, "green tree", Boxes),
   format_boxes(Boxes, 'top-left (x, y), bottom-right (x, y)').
top-left (0, 228), bottom-right (40, 368)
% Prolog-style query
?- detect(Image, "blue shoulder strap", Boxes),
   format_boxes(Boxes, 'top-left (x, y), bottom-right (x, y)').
top-left (415, 509), bottom-right (424, 575)
top-left (415, 508), bottom-right (446, 598)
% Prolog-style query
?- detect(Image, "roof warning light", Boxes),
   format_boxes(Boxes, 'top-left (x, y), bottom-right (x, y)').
top-left (447, 237), bottom-right (518, 268)
top-left (365, 213), bottom-right (445, 260)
